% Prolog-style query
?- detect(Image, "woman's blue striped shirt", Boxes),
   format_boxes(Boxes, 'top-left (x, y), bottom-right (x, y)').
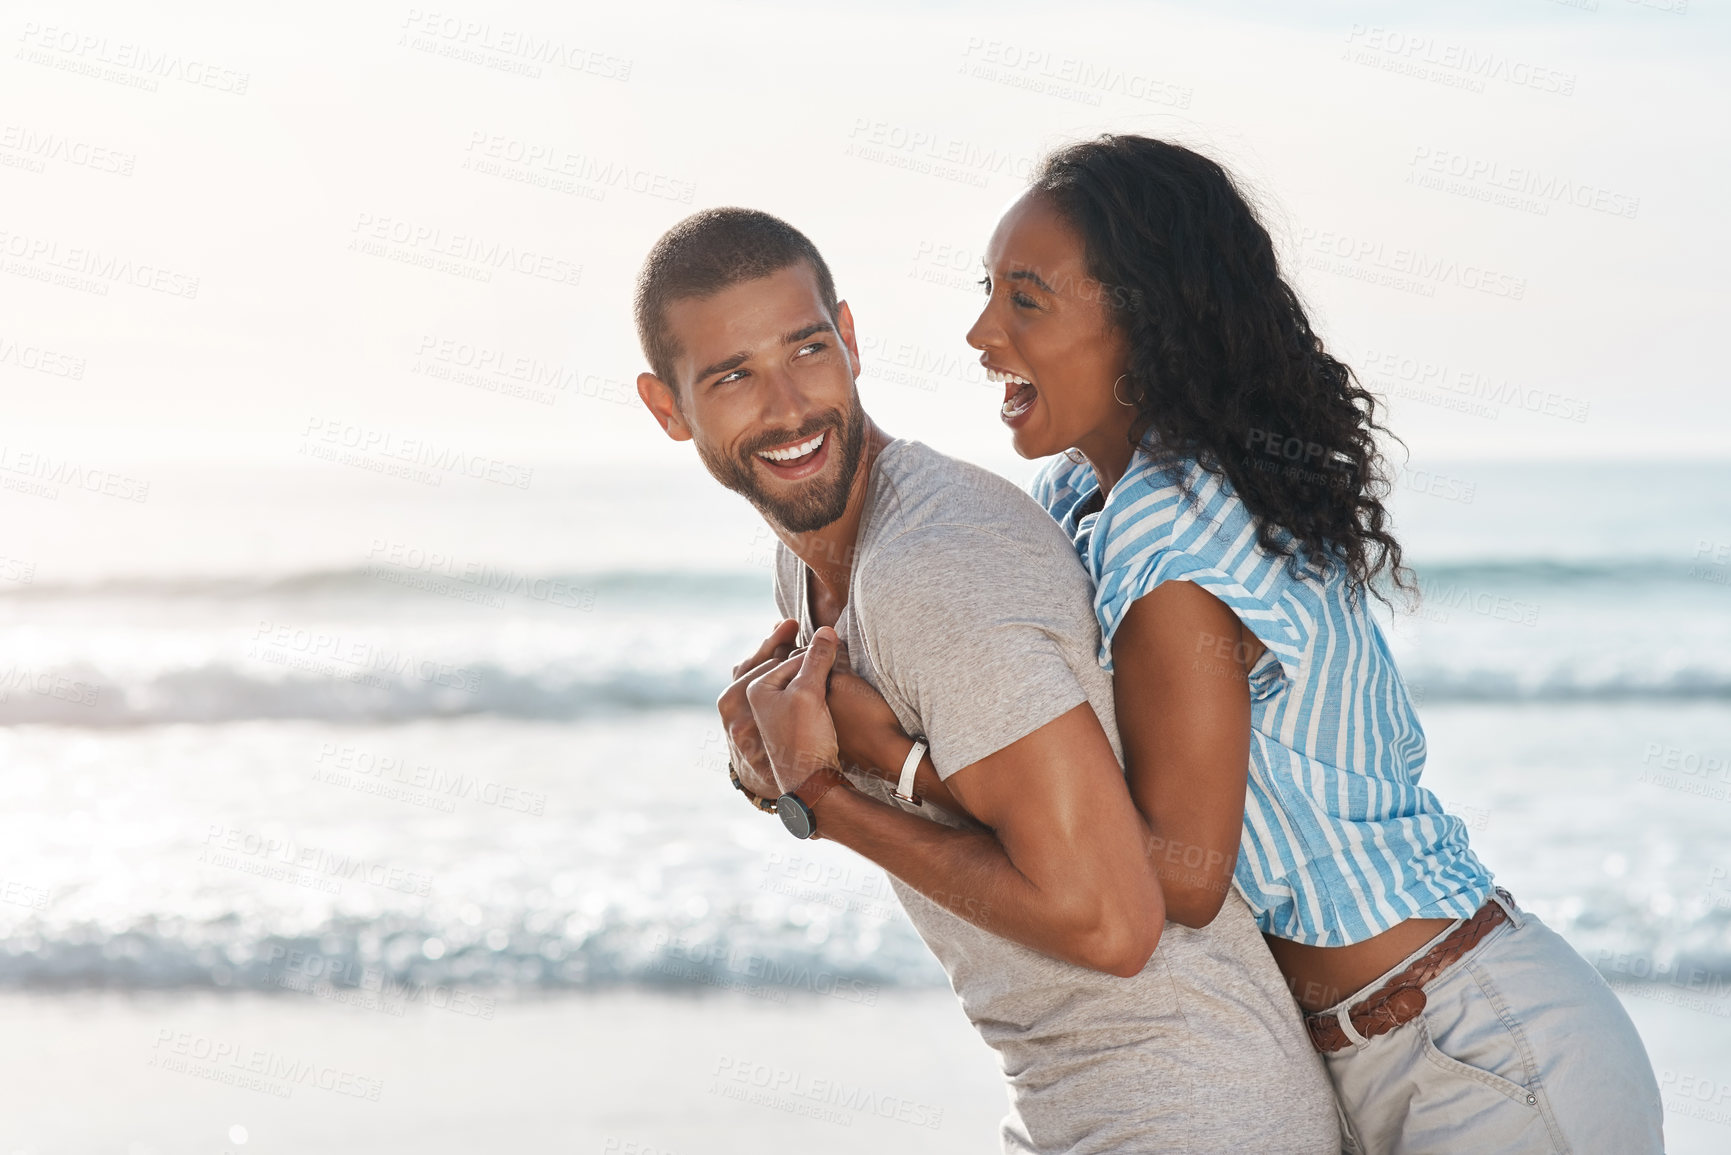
top-left (1033, 447), bottom-right (1492, 946)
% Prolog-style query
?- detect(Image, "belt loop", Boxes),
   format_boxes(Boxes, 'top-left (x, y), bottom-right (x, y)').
top-left (1491, 886), bottom-right (1525, 929)
top-left (1336, 1003), bottom-right (1370, 1048)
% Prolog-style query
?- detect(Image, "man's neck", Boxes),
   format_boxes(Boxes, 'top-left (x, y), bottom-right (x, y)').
top-left (771, 419), bottom-right (894, 616)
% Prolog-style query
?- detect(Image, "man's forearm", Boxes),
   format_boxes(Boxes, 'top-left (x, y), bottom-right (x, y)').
top-left (810, 784), bottom-right (1157, 976)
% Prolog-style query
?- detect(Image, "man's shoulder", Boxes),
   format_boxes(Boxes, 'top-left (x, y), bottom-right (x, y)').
top-left (875, 438), bottom-right (1026, 501)
top-left (868, 440), bottom-right (1070, 554)
top-left (857, 442), bottom-right (1095, 620)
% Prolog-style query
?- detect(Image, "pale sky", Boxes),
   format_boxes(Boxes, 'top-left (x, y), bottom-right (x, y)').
top-left (3, 0), bottom-right (1726, 479)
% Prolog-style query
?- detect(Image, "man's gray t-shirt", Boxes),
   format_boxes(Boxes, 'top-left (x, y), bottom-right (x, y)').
top-left (772, 439), bottom-right (1337, 1154)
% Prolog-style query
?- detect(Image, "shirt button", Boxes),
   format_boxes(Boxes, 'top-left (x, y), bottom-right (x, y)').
top-left (1525, 1092), bottom-right (1537, 1107)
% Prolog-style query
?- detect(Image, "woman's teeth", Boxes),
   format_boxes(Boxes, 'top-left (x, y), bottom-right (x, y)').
top-left (1001, 384), bottom-right (1037, 419)
top-left (987, 368), bottom-right (1037, 419)
top-left (758, 431), bottom-right (825, 463)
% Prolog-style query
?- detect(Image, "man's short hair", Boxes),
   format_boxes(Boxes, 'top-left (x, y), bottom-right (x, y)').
top-left (634, 208), bottom-right (839, 392)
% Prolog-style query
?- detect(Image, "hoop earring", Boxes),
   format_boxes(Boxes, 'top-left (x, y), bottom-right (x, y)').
top-left (1112, 374), bottom-right (1134, 408)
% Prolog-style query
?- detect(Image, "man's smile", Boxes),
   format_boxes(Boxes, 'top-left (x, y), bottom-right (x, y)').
top-left (753, 428), bottom-right (831, 480)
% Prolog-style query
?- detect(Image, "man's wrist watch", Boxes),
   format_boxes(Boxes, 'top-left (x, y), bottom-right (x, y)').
top-left (776, 766), bottom-right (847, 840)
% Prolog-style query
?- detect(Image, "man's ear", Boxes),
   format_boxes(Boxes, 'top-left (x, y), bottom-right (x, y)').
top-left (637, 372), bottom-right (693, 442)
top-left (834, 300), bottom-right (861, 379)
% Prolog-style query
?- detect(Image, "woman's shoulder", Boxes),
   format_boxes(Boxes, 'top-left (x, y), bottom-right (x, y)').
top-left (1035, 447), bottom-right (1270, 568)
top-left (1082, 450), bottom-right (1317, 672)
top-left (1094, 451), bottom-right (1206, 549)
top-left (1097, 450), bottom-right (1298, 585)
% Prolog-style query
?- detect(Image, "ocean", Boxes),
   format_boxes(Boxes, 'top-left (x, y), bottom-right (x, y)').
top-left (3, 456), bottom-right (1729, 1019)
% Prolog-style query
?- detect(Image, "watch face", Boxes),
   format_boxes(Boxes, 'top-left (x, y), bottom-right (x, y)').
top-left (777, 794), bottom-right (816, 839)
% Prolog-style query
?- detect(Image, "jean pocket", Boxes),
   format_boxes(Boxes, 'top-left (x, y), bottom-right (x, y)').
top-left (1414, 1015), bottom-right (1538, 1108)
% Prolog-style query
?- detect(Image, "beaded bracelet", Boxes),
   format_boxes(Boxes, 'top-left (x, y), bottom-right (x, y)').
top-left (728, 761), bottom-right (778, 814)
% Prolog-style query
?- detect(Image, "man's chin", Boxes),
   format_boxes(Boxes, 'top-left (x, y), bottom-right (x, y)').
top-left (748, 481), bottom-right (850, 535)
top-left (732, 449), bottom-right (851, 533)
top-left (699, 401), bottom-right (866, 535)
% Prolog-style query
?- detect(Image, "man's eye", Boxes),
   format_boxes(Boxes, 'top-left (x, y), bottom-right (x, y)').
top-left (716, 369), bottom-right (747, 385)
top-left (977, 275), bottom-right (991, 295)
top-left (794, 341), bottom-right (825, 357)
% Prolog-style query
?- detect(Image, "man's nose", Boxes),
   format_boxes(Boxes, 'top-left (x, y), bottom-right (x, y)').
top-left (758, 363), bottom-right (821, 428)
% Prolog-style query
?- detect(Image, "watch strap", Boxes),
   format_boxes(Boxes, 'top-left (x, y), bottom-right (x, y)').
top-left (792, 765), bottom-right (846, 813)
top-left (893, 739), bottom-right (926, 805)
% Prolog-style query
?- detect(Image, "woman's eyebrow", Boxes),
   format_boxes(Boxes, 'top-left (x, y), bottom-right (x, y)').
top-left (1007, 267), bottom-right (1056, 293)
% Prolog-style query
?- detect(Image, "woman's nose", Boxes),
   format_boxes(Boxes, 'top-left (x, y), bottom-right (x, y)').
top-left (965, 305), bottom-right (996, 352)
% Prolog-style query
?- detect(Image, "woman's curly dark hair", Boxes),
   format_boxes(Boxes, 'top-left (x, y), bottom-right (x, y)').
top-left (1032, 134), bottom-right (1412, 602)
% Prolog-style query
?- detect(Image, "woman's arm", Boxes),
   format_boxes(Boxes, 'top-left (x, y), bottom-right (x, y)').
top-left (748, 629), bottom-right (1165, 977)
top-left (1110, 580), bottom-right (1262, 928)
top-left (825, 668), bottom-right (963, 814)
top-left (821, 580), bottom-right (1260, 929)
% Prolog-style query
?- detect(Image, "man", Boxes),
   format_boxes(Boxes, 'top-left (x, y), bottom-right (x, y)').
top-left (633, 207), bottom-right (1337, 1153)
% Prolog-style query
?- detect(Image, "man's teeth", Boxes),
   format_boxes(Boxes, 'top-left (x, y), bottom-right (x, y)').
top-left (1002, 389), bottom-right (1036, 419)
top-left (986, 368), bottom-right (1033, 386)
top-left (758, 431), bottom-right (826, 463)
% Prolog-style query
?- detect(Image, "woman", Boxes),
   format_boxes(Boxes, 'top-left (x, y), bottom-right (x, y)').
top-left (828, 136), bottom-right (1664, 1153)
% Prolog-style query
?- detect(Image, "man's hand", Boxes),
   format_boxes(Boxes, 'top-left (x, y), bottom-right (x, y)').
top-left (746, 626), bottom-right (844, 795)
top-left (731, 618), bottom-right (800, 681)
top-left (717, 618), bottom-right (799, 799)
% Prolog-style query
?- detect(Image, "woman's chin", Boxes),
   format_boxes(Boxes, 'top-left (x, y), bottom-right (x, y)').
top-left (1008, 424), bottom-right (1058, 461)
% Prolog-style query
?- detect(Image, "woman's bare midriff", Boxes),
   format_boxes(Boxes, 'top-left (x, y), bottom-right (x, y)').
top-left (1266, 917), bottom-right (1458, 1013)
top-left (1228, 616), bottom-right (1461, 1013)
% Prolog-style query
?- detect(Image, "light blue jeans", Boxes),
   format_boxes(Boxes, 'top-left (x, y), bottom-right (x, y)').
top-left (1320, 891), bottom-right (1665, 1154)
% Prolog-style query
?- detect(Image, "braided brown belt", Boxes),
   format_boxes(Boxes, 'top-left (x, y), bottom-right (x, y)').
top-left (1304, 891), bottom-right (1512, 1054)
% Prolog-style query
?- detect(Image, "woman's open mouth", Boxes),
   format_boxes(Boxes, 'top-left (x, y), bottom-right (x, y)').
top-left (754, 429), bottom-right (830, 480)
top-left (989, 367), bottom-right (1038, 427)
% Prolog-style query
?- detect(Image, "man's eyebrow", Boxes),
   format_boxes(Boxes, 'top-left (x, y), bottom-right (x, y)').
top-left (1007, 267), bottom-right (1057, 293)
top-left (692, 322), bottom-right (832, 385)
top-left (694, 350), bottom-right (750, 384)
top-left (782, 321), bottom-right (831, 346)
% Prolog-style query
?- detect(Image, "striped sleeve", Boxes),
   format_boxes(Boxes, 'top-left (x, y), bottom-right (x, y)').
top-left (1090, 470), bottom-right (1309, 677)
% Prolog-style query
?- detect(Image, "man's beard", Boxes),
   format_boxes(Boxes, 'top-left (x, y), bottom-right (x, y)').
top-left (695, 393), bottom-right (867, 534)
